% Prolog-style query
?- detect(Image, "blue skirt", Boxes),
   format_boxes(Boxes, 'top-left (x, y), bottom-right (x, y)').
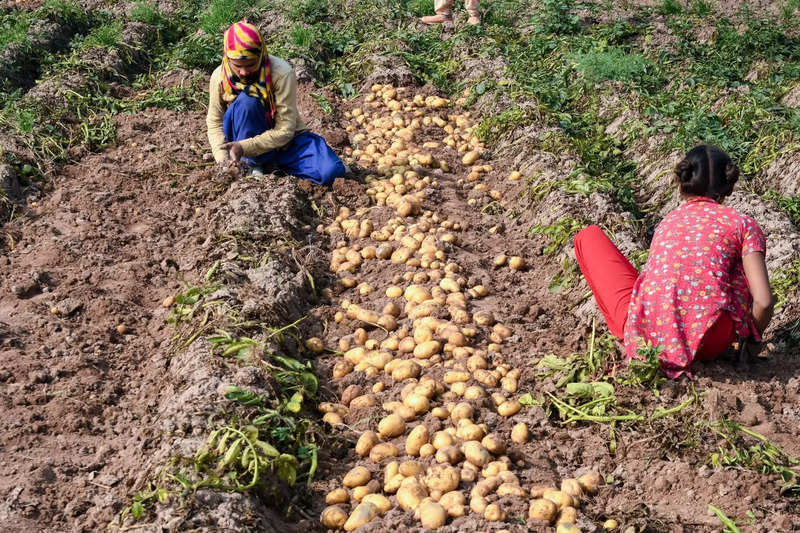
top-left (223, 92), bottom-right (346, 186)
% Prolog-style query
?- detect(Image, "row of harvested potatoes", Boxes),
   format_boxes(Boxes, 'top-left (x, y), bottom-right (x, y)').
top-left (314, 86), bottom-right (614, 531)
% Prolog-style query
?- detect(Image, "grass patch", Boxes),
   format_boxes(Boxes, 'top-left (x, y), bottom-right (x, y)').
top-left (569, 48), bottom-right (652, 84)
top-left (0, 11), bottom-right (31, 49)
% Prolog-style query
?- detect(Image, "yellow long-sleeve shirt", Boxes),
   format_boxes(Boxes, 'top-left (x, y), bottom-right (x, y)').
top-left (206, 55), bottom-right (309, 163)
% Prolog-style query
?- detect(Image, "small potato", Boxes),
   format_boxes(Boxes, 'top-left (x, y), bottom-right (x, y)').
top-left (439, 490), bottom-right (466, 512)
top-left (419, 443), bottom-right (436, 458)
top-left (343, 466), bottom-right (371, 488)
top-left (353, 481), bottom-right (379, 501)
top-left (578, 471), bottom-right (603, 494)
top-left (305, 337), bottom-right (325, 354)
top-left (462, 441), bottom-right (492, 467)
top-left (603, 519), bottom-right (619, 530)
top-left (481, 434), bottom-right (507, 456)
top-left (344, 502), bottom-right (379, 531)
top-left (333, 360), bottom-right (354, 379)
top-left (404, 393), bottom-right (431, 414)
top-left (414, 340), bottom-right (442, 359)
top-left (484, 503), bottom-right (506, 522)
top-left (496, 482), bottom-right (527, 498)
top-left (424, 464), bottom-right (460, 492)
top-left (511, 422), bottom-right (530, 444)
top-left (462, 151), bottom-right (480, 165)
top-left (323, 412), bottom-right (343, 425)
top-left (406, 424), bottom-right (430, 456)
top-left (508, 256), bottom-right (526, 270)
top-left (529, 498), bottom-right (558, 522)
top-left (397, 481), bottom-right (428, 510)
top-left (432, 406), bottom-right (450, 419)
top-left (435, 445), bottom-right (463, 465)
top-left (496, 399), bottom-right (522, 417)
top-left (561, 478), bottom-right (583, 499)
top-left (418, 501), bottom-right (447, 529)
top-left (493, 254), bottom-right (507, 266)
top-left (543, 489), bottom-right (573, 511)
top-left (356, 431), bottom-right (380, 457)
top-left (470, 495), bottom-right (487, 514)
top-left (321, 506), bottom-right (348, 529)
top-left (378, 414), bottom-right (406, 438)
top-left (450, 402), bottom-right (474, 422)
top-left (362, 493), bottom-right (392, 515)
top-left (557, 506), bottom-right (578, 525)
top-left (370, 442), bottom-right (400, 463)
top-left (400, 460), bottom-right (424, 477)
top-left (556, 524), bottom-right (580, 533)
top-left (325, 488), bottom-right (349, 505)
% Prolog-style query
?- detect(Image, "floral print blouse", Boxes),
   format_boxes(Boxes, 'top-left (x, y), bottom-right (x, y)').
top-left (623, 196), bottom-right (766, 378)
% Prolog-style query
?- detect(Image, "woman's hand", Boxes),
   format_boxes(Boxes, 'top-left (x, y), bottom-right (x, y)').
top-left (220, 141), bottom-right (244, 162)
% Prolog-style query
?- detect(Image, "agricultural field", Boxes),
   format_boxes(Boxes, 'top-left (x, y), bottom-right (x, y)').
top-left (1, 0), bottom-right (799, 531)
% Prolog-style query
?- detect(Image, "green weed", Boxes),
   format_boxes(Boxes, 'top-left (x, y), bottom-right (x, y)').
top-left (200, 0), bottom-right (251, 34)
top-left (619, 342), bottom-right (666, 392)
top-left (529, 217), bottom-right (585, 256)
top-left (535, 0), bottom-right (580, 35)
top-left (0, 12), bottom-right (31, 49)
top-left (569, 48), bottom-right (651, 84)
top-left (765, 191), bottom-right (800, 227)
top-left (771, 260), bottom-right (800, 310)
top-left (708, 505), bottom-right (741, 533)
top-left (475, 108), bottom-right (530, 144)
top-left (77, 22), bottom-right (123, 50)
top-left (709, 419), bottom-right (800, 495)
top-left (658, 0), bottom-right (683, 15)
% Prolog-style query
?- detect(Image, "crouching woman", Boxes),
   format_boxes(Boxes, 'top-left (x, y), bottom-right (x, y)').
top-left (206, 21), bottom-right (346, 186)
top-left (574, 145), bottom-right (775, 378)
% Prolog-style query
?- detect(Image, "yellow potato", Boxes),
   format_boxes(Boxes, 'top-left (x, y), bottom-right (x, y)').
top-left (343, 466), bottom-right (371, 488)
top-left (406, 424), bottom-right (430, 456)
top-left (325, 488), bottom-right (349, 505)
top-left (496, 399), bottom-right (522, 417)
top-left (557, 506), bottom-right (578, 525)
top-left (529, 498), bottom-right (558, 522)
top-left (543, 489), bottom-right (573, 510)
top-left (511, 422), bottom-right (530, 444)
top-left (414, 340), bottom-right (441, 359)
top-left (419, 501), bottom-right (447, 529)
top-left (462, 441), bottom-right (492, 467)
top-left (424, 464), bottom-right (460, 492)
top-left (399, 460), bottom-right (424, 477)
top-left (470, 495), bottom-right (487, 514)
top-left (481, 434), bottom-right (507, 456)
top-left (355, 431), bottom-right (380, 457)
top-left (343, 502), bottom-right (379, 531)
top-left (578, 471), bottom-right (603, 494)
top-left (362, 493), bottom-right (392, 515)
top-left (435, 445), bottom-right (464, 465)
top-left (369, 442), bottom-right (399, 463)
top-left (462, 151), bottom-right (480, 165)
top-left (603, 519), bottom-right (619, 530)
top-left (484, 503), bottom-right (506, 522)
top-left (320, 506), bottom-right (348, 529)
top-left (561, 478), bottom-right (583, 499)
top-left (397, 480), bottom-right (428, 510)
top-left (450, 402), bottom-right (474, 422)
top-left (378, 414), bottom-right (406, 438)
top-left (557, 523), bottom-right (581, 533)
top-left (305, 337), bottom-right (325, 354)
top-left (404, 393), bottom-right (431, 414)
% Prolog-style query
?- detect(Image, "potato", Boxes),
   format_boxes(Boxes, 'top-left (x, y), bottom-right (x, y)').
top-left (496, 482), bottom-right (527, 498)
top-left (343, 466), bottom-right (371, 488)
top-left (557, 506), bottom-right (578, 525)
top-left (462, 441), bottom-right (492, 467)
top-left (501, 376), bottom-right (518, 393)
top-left (482, 461), bottom-right (508, 478)
top-left (424, 464), bottom-right (460, 492)
top-left (481, 434), bottom-right (507, 456)
top-left (323, 412), bottom-right (343, 425)
top-left (497, 399), bottom-right (522, 417)
top-left (438, 490), bottom-right (466, 511)
top-left (321, 506), bottom-right (348, 529)
top-left (529, 498), bottom-right (558, 522)
top-left (397, 480), bottom-right (428, 510)
top-left (471, 476), bottom-right (501, 497)
top-left (325, 488), bottom-right (349, 505)
top-left (561, 479), bottom-right (583, 499)
top-left (351, 394), bottom-right (379, 410)
top-left (384, 472), bottom-right (404, 494)
top-left (484, 503), bottom-right (506, 522)
top-left (603, 519), bottom-right (619, 530)
top-left (556, 524), bottom-right (580, 533)
top-left (414, 340), bottom-right (442, 359)
top-left (333, 360), bottom-right (354, 379)
top-left (450, 402), bottom-right (474, 422)
top-left (353, 480), bottom-right (379, 501)
top-left (443, 370), bottom-right (470, 384)
top-left (344, 502), bottom-right (379, 531)
top-left (304, 337), bottom-right (325, 354)
top-left (463, 385), bottom-right (486, 400)
top-left (378, 414), bottom-right (406, 438)
top-left (419, 443), bottom-right (436, 458)
top-left (543, 489), bottom-right (573, 511)
top-left (470, 495), bottom-right (487, 514)
top-left (462, 151), bottom-right (479, 165)
top-left (432, 406), bottom-right (450, 419)
top-left (362, 493), bottom-right (392, 515)
top-left (435, 445), bottom-right (464, 465)
top-left (456, 423), bottom-right (484, 441)
top-left (406, 424), bottom-right (430, 456)
top-left (392, 360), bottom-right (422, 381)
top-left (356, 431), bottom-right (380, 457)
top-left (511, 422), bottom-right (530, 444)
top-left (416, 500), bottom-right (446, 529)
top-left (508, 256), bottom-right (526, 270)
top-left (400, 460), bottom-right (424, 477)
top-left (393, 404), bottom-right (417, 422)
top-left (578, 471), bottom-right (602, 494)
top-left (404, 393), bottom-right (431, 414)
top-left (370, 442), bottom-right (399, 463)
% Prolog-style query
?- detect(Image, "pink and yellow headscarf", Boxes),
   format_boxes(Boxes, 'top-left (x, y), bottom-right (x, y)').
top-left (221, 21), bottom-right (276, 125)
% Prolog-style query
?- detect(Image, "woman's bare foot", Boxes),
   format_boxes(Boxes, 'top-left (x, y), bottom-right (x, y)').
top-left (420, 14), bottom-right (452, 24)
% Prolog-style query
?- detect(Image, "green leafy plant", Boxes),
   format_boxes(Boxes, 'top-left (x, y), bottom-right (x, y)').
top-left (619, 342), bottom-right (666, 391)
top-left (710, 419), bottom-right (800, 495)
top-left (529, 217), bottom-right (585, 256)
top-left (569, 48), bottom-right (652, 84)
top-left (708, 504), bottom-right (741, 533)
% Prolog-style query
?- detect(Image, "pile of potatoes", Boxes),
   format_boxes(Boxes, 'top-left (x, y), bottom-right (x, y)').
top-left (316, 86), bottom-right (607, 532)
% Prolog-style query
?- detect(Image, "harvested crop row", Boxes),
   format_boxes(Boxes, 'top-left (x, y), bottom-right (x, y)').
top-left (313, 84), bottom-right (611, 532)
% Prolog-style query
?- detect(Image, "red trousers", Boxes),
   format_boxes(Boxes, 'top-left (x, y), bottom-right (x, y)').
top-left (573, 225), bottom-right (735, 361)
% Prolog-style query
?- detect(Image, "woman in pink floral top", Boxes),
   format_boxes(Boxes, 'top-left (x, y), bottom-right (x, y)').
top-left (574, 145), bottom-right (776, 378)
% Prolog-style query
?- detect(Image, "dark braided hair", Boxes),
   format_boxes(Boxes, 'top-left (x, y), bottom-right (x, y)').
top-left (674, 145), bottom-right (740, 201)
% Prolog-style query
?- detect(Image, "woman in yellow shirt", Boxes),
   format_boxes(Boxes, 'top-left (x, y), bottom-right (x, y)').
top-left (206, 21), bottom-right (346, 185)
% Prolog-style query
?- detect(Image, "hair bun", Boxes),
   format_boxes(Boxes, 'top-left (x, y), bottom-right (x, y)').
top-left (725, 163), bottom-right (740, 186)
top-left (674, 158), bottom-right (694, 183)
